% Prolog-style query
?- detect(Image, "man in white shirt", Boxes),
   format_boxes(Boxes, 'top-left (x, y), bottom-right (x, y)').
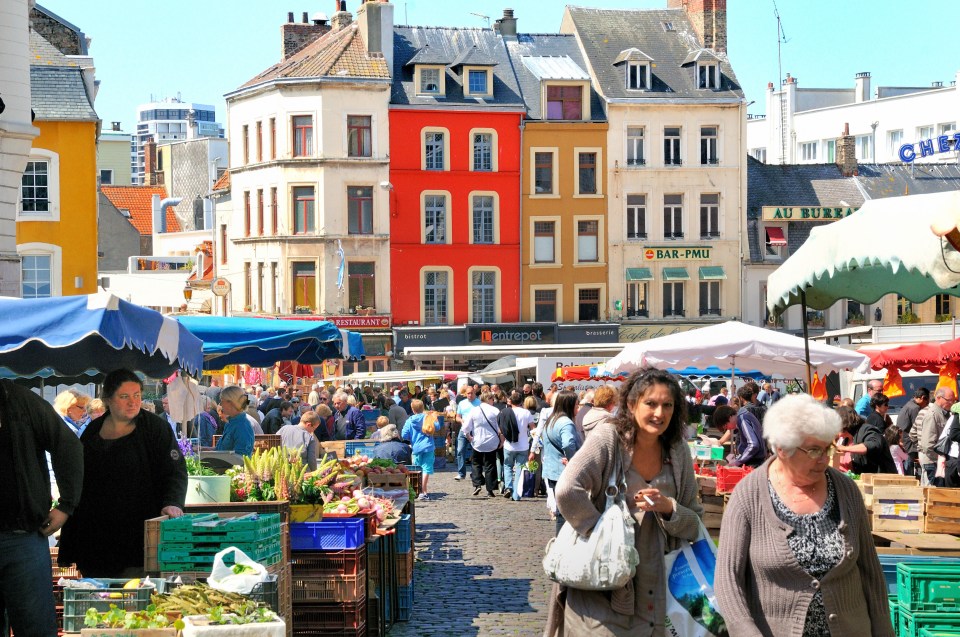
top-left (500, 391), bottom-right (534, 499)
top-left (461, 391), bottom-right (502, 497)
top-left (161, 396), bottom-right (179, 438)
top-left (454, 386), bottom-right (480, 480)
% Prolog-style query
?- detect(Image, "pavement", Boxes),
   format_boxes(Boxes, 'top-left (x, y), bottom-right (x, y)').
top-left (388, 463), bottom-right (555, 637)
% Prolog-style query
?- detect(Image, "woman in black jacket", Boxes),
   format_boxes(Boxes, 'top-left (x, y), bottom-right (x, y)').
top-left (837, 396), bottom-right (897, 474)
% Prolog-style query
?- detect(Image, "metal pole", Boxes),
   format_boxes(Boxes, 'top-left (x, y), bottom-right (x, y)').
top-left (800, 290), bottom-right (813, 394)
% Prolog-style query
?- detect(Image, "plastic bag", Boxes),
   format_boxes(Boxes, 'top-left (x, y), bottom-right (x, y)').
top-left (512, 465), bottom-right (536, 501)
top-left (207, 547), bottom-right (268, 595)
top-left (664, 521), bottom-right (728, 637)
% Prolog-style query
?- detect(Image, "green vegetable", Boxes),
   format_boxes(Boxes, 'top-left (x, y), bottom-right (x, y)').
top-left (232, 564), bottom-right (255, 575)
top-left (368, 458), bottom-right (397, 469)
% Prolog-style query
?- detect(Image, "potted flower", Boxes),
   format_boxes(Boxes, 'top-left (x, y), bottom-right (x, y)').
top-left (180, 439), bottom-right (232, 504)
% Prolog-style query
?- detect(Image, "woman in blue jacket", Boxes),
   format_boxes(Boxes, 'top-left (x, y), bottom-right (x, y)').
top-left (215, 386), bottom-right (254, 456)
top-left (402, 399), bottom-right (436, 501)
top-left (541, 390), bottom-right (581, 535)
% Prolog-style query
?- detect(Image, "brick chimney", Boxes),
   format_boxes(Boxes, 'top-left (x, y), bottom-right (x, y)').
top-left (667, 0), bottom-right (727, 54)
top-left (143, 138), bottom-right (157, 186)
top-left (836, 123), bottom-right (858, 177)
top-left (282, 10), bottom-right (331, 60)
top-left (331, 0), bottom-right (353, 31)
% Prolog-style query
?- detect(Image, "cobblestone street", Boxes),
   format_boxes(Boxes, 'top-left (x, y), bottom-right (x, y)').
top-left (390, 464), bottom-right (555, 636)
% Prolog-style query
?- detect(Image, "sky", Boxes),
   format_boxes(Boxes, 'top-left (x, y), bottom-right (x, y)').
top-left (40, 0), bottom-right (959, 129)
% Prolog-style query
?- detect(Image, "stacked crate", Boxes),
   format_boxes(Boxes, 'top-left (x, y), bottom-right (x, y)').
top-left (894, 563), bottom-right (960, 637)
top-left (368, 514), bottom-right (413, 623)
top-left (289, 517), bottom-right (368, 637)
top-left (157, 513), bottom-right (283, 572)
top-left (50, 546), bottom-right (79, 635)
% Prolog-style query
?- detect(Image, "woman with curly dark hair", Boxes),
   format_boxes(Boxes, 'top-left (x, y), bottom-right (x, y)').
top-left (546, 368), bottom-right (703, 637)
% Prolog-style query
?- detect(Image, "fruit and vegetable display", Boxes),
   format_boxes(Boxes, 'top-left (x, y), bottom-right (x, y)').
top-left (227, 448), bottom-right (357, 504)
top-left (84, 604), bottom-right (183, 631)
top-left (151, 582), bottom-right (276, 624)
top-left (340, 455), bottom-right (409, 477)
top-left (323, 488), bottom-right (395, 522)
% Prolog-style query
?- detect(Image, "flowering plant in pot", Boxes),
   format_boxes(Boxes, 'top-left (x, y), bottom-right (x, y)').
top-left (179, 439), bottom-right (231, 503)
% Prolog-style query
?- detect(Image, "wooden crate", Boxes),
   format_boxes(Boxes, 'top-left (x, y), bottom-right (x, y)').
top-left (365, 472), bottom-right (409, 490)
top-left (697, 474), bottom-right (717, 497)
top-left (860, 474), bottom-right (918, 508)
top-left (212, 434), bottom-right (282, 451)
top-left (320, 440), bottom-right (346, 459)
top-left (924, 488), bottom-right (960, 534)
top-left (872, 486), bottom-right (925, 532)
top-left (700, 494), bottom-right (724, 531)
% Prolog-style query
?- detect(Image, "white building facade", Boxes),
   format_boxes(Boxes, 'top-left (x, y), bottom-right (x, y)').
top-left (131, 98), bottom-right (223, 185)
top-left (748, 70), bottom-right (960, 166)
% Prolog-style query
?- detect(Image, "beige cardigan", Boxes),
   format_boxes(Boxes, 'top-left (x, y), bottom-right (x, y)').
top-left (544, 421), bottom-right (703, 637)
top-left (715, 459), bottom-right (894, 637)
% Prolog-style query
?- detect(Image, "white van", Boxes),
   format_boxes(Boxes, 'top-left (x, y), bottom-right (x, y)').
top-left (840, 369), bottom-right (945, 424)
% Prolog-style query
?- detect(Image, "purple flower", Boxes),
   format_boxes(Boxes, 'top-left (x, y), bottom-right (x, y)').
top-left (178, 438), bottom-right (195, 458)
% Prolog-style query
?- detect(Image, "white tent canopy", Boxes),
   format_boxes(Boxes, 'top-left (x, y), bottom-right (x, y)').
top-left (604, 320), bottom-right (870, 378)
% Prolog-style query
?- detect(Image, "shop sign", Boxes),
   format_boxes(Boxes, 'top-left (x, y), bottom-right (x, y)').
top-left (466, 323), bottom-right (557, 345)
top-left (557, 324), bottom-right (620, 344)
top-left (393, 327), bottom-right (466, 350)
top-left (619, 323), bottom-right (703, 343)
top-left (643, 246), bottom-right (712, 261)
top-left (211, 278), bottom-right (230, 297)
top-left (761, 206), bottom-right (858, 221)
top-left (899, 133), bottom-right (960, 162)
top-left (325, 315), bottom-right (391, 329)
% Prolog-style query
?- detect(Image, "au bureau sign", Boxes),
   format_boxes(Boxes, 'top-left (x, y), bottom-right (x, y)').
top-left (761, 206), bottom-right (859, 221)
top-left (643, 246), bottom-right (712, 261)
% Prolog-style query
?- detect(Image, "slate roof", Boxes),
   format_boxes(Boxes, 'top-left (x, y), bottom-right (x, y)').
top-left (30, 66), bottom-right (97, 121)
top-left (239, 23), bottom-right (389, 91)
top-left (100, 186), bottom-right (182, 235)
top-left (564, 6), bottom-right (743, 101)
top-left (505, 33), bottom-right (605, 121)
top-left (391, 26), bottom-right (523, 108)
top-left (856, 164), bottom-right (960, 199)
top-left (29, 29), bottom-right (77, 66)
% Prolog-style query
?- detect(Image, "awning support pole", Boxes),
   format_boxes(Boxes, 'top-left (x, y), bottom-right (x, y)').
top-left (800, 290), bottom-right (813, 395)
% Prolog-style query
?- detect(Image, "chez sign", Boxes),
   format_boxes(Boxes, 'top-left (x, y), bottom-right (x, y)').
top-left (899, 133), bottom-right (960, 163)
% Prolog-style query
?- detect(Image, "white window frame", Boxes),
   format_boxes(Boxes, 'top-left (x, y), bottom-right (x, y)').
top-left (799, 141), bottom-right (817, 162)
top-left (823, 140), bottom-right (835, 163)
top-left (700, 126), bottom-right (719, 165)
top-left (888, 130), bottom-right (904, 156)
top-left (663, 126), bottom-right (682, 166)
top-left (530, 285), bottom-right (562, 323)
top-left (421, 266), bottom-right (454, 326)
top-left (468, 266), bottom-right (501, 324)
top-left (463, 66), bottom-right (494, 97)
top-left (626, 126), bottom-right (645, 166)
top-left (626, 62), bottom-right (650, 90)
top-left (573, 215), bottom-right (604, 265)
top-left (469, 128), bottom-right (497, 172)
top-left (421, 191), bottom-right (452, 244)
top-left (530, 147), bottom-right (559, 198)
top-left (417, 66), bottom-right (445, 96)
top-left (468, 191), bottom-right (499, 245)
top-left (764, 226), bottom-right (785, 261)
top-left (626, 194), bottom-right (647, 240)
top-left (918, 125), bottom-right (934, 139)
top-left (626, 281), bottom-right (649, 318)
top-left (18, 149), bottom-right (60, 221)
top-left (698, 63), bottom-right (719, 89)
top-left (751, 147), bottom-right (767, 163)
top-left (17, 242), bottom-right (62, 297)
top-left (573, 147), bottom-right (603, 197)
top-left (700, 193), bottom-right (720, 239)
top-left (663, 194), bottom-right (683, 239)
top-left (530, 216), bottom-right (560, 267)
top-left (421, 127), bottom-right (450, 171)
top-left (855, 135), bottom-right (874, 161)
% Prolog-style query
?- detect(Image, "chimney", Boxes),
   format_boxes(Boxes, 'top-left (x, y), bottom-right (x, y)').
top-left (282, 10), bottom-right (332, 59)
top-left (357, 1), bottom-right (394, 72)
top-left (854, 71), bottom-right (871, 103)
top-left (667, 0), bottom-right (726, 54)
top-left (932, 81), bottom-right (944, 88)
top-left (111, 121), bottom-right (121, 131)
top-left (143, 138), bottom-right (157, 186)
top-left (332, 0), bottom-right (353, 30)
top-left (494, 8), bottom-right (518, 37)
top-left (836, 123), bottom-right (858, 177)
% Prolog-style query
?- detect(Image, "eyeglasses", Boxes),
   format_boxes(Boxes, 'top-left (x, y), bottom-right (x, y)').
top-left (795, 443), bottom-right (835, 460)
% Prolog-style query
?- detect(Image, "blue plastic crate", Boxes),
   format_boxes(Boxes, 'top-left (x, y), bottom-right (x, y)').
top-left (380, 584), bottom-right (414, 622)
top-left (433, 456), bottom-right (447, 470)
top-left (369, 514), bottom-right (411, 555)
top-left (290, 518), bottom-right (365, 551)
top-left (345, 440), bottom-right (378, 457)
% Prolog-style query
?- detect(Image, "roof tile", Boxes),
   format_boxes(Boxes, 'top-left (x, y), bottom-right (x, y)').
top-left (100, 186), bottom-right (181, 235)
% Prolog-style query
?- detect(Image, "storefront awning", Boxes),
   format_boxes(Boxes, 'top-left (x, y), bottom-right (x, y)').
top-left (662, 267), bottom-right (690, 281)
top-left (765, 226), bottom-right (787, 246)
top-left (625, 267), bottom-right (653, 281)
top-left (699, 266), bottom-right (727, 280)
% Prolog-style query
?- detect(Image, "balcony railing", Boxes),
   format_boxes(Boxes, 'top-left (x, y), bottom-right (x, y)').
top-left (700, 308), bottom-right (722, 316)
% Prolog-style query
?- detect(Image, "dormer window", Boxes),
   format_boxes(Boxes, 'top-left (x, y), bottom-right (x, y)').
top-left (546, 85), bottom-right (584, 120)
top-left (698, 63), bottom-right (719, 89)
top-left (614, 48), bottom-right (654, 91)
top-left (468, 70), bottom-right (487, 93)
top-left (626, 62), bottom-right (650, 90)
top-left (418, 66), bottom-right (443, 95)
top-left (463, 66), bottom-right (494, 98)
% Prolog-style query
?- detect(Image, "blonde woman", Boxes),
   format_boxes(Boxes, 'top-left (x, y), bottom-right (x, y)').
top-left (214, 386), bottom-right (254, 456)
top-left (53, 389), bottom-right (92, 436)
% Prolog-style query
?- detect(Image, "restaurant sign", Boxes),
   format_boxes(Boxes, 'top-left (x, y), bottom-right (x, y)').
top-left (619, 323), bottom-right (704, 343)
top-left (642, 246), bottom-right (712, 261)
top-left (761, 206), bottom-right (859, 222)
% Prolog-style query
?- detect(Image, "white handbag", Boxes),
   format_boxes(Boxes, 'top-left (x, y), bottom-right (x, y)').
top-left (542, 446), bottom-right (639, 590)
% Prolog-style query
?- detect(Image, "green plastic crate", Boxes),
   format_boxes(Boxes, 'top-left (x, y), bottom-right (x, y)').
top-left (891, 596), bottom-right (899, 634)
top-left (160, 513), bottom-right (280, 543)
top-left (159, 545), bottom-right (282, 572)
top-left (919, 629), bottom-right (960, 637)
top-left (898, 563), bottom-right (960, 612)
top-left (899, 608), bottom-right (960, 637)
top-left (63, 578), bottom-right (167, 633)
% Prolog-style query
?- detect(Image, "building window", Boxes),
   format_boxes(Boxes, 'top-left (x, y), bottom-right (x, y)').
top-left (546, 85), bottom-right (582, 120)
top-left (292, 115), bottom-right (313, 157)
top-left (220, 224), bottom-right (228, 264)
top-left (256, 121), bottom-right (263, 162)
top-left (626, 62), bottom-right (648, 89)
top-left (578, 152), bottom-right (597, 195)
top-left (467, 69), bottom-right (488, 94)
top-left (472, 133), bottom-right (492, 171)
top-left (472, 195), bottom-right (494, 244)
top-left (700, 193), bottom-right (719, 239)
top-left (534, 151), bottom-right (554, 194)
top-left (936, 294), bottom-right (952, 319)
top-left (293, 186), bottom-right (315, 234)
top-left (578, 288), bottom-right (600, 322)
top-left (918, 125), bottom-right (934, 139)
top-left (577, 220), bottom-right (599, 263)
top-left (700, 281), bottom-right (720, 316)
top-left (897, 295), bottom-right (914, 322)
top-left (471, 270), bottom-right (496, 323)
top-left (271, 262), bottom-right (278, 313)
top-left (855, 135), bottom-right (873, 161)
top-left (626, 194), bottom-right (647, 240)
top-left (534, 289), bottom-right (557, 322)
top-left (701, 126), bottom-right (718, 165)
top-left (242, 125), bottom-right (249, 163)
top-left (663, 194), bottom-right (683, 239)
top-left (419, 67), bottom-right (441, 94)
top-left (256, 189), bottom-right (264, 236)
top-left (627, 127), bottom-right (645, 166)
top-left (243, 191), bottom-right (251, 236)
top-left (348, 262), bottom-right (376, 308)
top-left (257, 262), bottom-right (264, 311)
top-left (800, 141), bottom-right (817, 162)
top-left (626, 282), bottom-right (648, 317)
top-left (347, 115), bottom-right (372, 158)
top-left (244, 262), bottom-right (252, 310)
top-left (21, 161), bottom-right (49, 212)
top-left (752, 147), bottom-right (767, 163)
top-left (292, 262), bottom-right (316, 310)
top-left (347, 186), bottom-right (374, 235)
top-left (698, 63), bottom-right (718, 89)
top-left (270, 117), bottom-right (276, 159)
top-left (99, 169), bottom-right (113, 185)
top-left (270, 187), bottom-right (278, 234)
top-left (424, 132), bottom-right (445, 171)
top-left (21, 255), bottom-right (51, 298)
top-left (824, 140), bottom-right (835, 163)
top-left (765, 226), bottom-right (786, 259)
top-left (846, 300), bottom-right (863, 324)
top-left (424, 194), bottom-right (447, 244)
top-left (534, 221), bottom-right (555, 263)
top-left (663, 282), bottom-right (685, 317)
top-left (424, 271), bottom-right (448, 325)
top-left (664, 127), bottom-right (681, 165)
top-left (938, 122), bottom-right (956, 136)
top-left (888, 130), bottom-right (903, 156)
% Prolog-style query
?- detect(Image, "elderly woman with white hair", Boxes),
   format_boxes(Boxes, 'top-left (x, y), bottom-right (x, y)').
top-left (715, 394), bottom-right (894, 637)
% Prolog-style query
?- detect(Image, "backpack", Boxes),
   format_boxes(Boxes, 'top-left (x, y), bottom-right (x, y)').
top-left (422, 411), bottom-right (439, 435)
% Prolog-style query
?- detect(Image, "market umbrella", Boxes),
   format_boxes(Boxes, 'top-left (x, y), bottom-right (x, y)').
top-left (177, 315), bottom-right (343, 370)
top-left (339, 329), bottom-right (366, 362)
top-left (604, 320), bottom-right (870, 379)
top-left (859, 339), bottom-right (960, 374)
top-left (551, 364), bottom-right (629, 382)
top-left (767, 190), bottom-right (960, 314)
top-left (0, 292), bottom-right (203, 379)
